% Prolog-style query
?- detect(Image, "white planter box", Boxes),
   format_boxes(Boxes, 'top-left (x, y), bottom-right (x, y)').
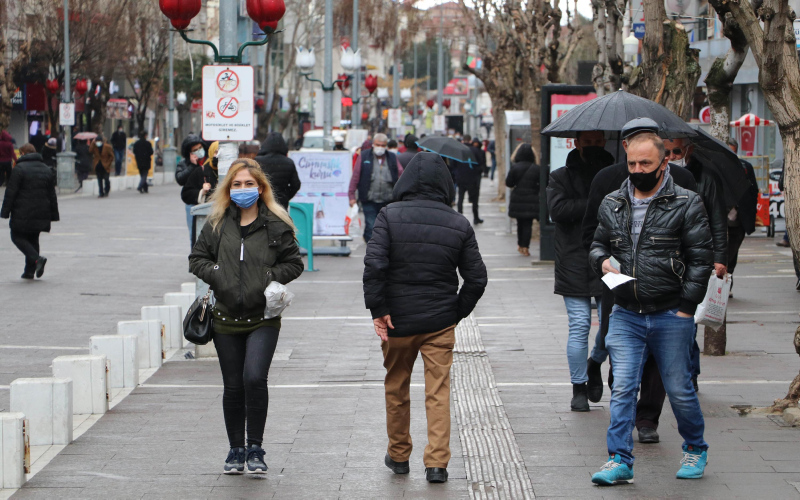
top-left (141, 305), bottom-right (182, 350)
top-left (10, 378), bottom-right (72, 446)
top-left (117, 320), bottom-right (163, 369)
top-left (52, 355), bottom-right (108, 415)
top-left (0, 412), bottom-right (26, 489)
top-left (90, 335), bottom-right (138, 388)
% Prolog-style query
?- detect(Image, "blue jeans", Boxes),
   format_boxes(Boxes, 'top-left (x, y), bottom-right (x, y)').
top-left (691, 328), bottom-right (701, 378)
top-left (361, 201), bottom-right (388, 243)
top-left (563, 296), bottom-right (608, 384)
top-left (606, 306), bottom-right (708, 467)
top-left (185, 204), bottom-right (193, 245)
top-left (113, 148), bottom-right (125, 176)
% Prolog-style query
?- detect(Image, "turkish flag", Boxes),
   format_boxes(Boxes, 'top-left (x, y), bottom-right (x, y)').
top-left (740, 126), bottom-right (755, 154)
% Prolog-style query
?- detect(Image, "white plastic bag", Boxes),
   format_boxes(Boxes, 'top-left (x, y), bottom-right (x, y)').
top-left (264, 281), bottom-right (295, 319)
top-left (345, 203), bottom-right (359, 235)
top-left (694, 273), bottom-right (731, 331)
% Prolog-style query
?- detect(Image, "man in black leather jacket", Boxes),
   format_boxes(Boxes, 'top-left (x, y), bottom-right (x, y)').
top-left (588, 132), bottom-right (713, 485)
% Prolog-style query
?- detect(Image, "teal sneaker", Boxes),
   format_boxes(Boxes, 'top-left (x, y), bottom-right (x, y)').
top-left (676, 445), bottom-right (708, 479)
top-left (591, 454), bottom-right (634, 485)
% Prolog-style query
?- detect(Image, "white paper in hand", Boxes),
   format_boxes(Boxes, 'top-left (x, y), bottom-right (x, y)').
top-left (602, 272), bottom-right (636, 289)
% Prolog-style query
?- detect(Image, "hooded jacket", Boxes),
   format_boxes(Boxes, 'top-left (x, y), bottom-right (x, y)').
top-left (362, 152), bottom-right (488, 337)
top-left (1, 153), bottom-right (59, 232)
top-left (505, 144), bottom-right (540, 220)
top-left (546, 148), bottom-right (615, 297)
top-left (254, 132), bottom-right (301, 208)
top-left (175, 134), bottom-right (204, 186)
top-left (0, 131), bottom-right (17, 164)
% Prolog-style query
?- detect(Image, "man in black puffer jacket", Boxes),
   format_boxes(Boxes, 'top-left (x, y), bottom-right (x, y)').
top-left (254, 132), bottom-right (301, 209)
top-left (1, 144), bottom-right (59, 279)
top-left (363, 152), bottom-right (487, 484)
top-left (588, 131), bottom-right (712, 485)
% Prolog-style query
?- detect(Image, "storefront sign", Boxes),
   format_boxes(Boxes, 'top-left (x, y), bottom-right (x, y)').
top-left (288, 151), bottom-right (353, 236)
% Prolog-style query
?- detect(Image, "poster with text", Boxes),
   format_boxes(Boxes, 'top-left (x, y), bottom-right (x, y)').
top-left (288, 151), bottom-right (353, 236)
top-left (549, 93), bottom-right (597, 172)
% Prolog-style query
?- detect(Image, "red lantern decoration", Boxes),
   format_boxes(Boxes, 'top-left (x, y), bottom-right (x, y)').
top-left (247, 0), bottom-right (286, 32)
top-left (361, 112), bottom-right (369, 121)
top-left (336, 74), bottom-right (350, 92)
top-left (417, 109), bottom-right (423, 116)
top-left (426, 99), bottom-right (434, 109)
top-left (46, 79), bottom-right (59, 94)
top-left (159, 0), bottom-right (202, 30)
top-left (75, 79), bottom-right (88, 96)
top-left (364, 74), bottom-right (378, 95)
top-left (256, 98), bottom-right (265, 109)
top-left (443, 98), bottom-right (451, 109)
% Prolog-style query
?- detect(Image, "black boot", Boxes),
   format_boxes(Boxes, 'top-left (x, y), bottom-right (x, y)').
top-left (571, 383), bottom-right (590, 412)
top-left (384, 453), bottom-right (409, 474)
top-left (586, 358), bottom-right (603, 403)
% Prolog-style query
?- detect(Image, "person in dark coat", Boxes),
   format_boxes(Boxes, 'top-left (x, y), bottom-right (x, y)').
top-left (363, 152), bottom-right (487, 484)
top-left (397, 134), bottom-right (419, 168)
top-left (73, 139), bottom-right (92, 192)
top-left (176, 134), bottom-right (207, 240)
top-left (1, 143), bottom-right (59, 279)
top-left (254, 132), bottom-right (301, 209)
top-left (29, 130), bottom-right (46, 153)
top-left (725, 138), bottom-right (760, 287)
top-left (505, 143), bottom-right (540, 255)
top-left (0, 130), bottom-right (17, 187)
top-left (110, 125), bottom-right (127, 176)
top-left (41, 138), bottom-right (58, 170)
top-left (546, 130), bottom-right (614, 412)
top-left (453, 156), bottom-right (483, 225)
top-left (132, 131), bottom-right (154, 193)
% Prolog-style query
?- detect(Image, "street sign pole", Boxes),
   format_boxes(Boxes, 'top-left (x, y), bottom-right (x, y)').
top-left (56, 0), bottom-right (77, 193)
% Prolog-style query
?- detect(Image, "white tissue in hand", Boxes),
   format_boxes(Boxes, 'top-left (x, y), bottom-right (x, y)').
top-left (264, 282), bottom-right (294, 319)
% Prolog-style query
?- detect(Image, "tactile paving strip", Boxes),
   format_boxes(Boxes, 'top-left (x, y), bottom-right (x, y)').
top-left (453, 314), bottom-right (535, 499)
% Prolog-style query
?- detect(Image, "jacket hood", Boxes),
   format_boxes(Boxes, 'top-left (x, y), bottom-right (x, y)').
top-left (259, 132), bottom-right (288, 156)
top-left (0, 131), bottom-right (12, 143)
top-left (566, 147), bottom-right (615, 171)
top-left (514, 144), bottom-right (536, 164)
top-left (181, 134), bottom-right (203, 159)
top-left (392, 152), bottom-right (455, 205)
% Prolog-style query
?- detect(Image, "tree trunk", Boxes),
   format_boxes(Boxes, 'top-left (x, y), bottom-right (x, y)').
top-left (492, 105), bottom-right (507, 201)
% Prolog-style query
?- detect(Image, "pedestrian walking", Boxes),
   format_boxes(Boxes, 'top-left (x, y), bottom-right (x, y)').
top-left (363, 152), bottom-right (487, 483)
top-left (0, 130), bottom-right (17, 187)
top-left (176, 134), bottom-right (207, 239)
top-left (183, 142), bottom-right (220, 245)
top-left (42, 138), bottom-right (58, 170)
top-left (470, 138), bottom-right (486, 179)
top-left (589, 129), bottom-right (712, 485)
top-left (387, 139), bottom-right (399, 155)
top-left (397, 134), bottom-right (419, 167)
top-left (188, 158), bottom-right (303, 475)
top-left (1, 143), bottom-right (59, 280)
top-left (74, 139), bottom-right (92, 192)
top-left (487, 140), bottom-right (496, 180)
top-left (453, 157), bottom-right (483, 225)
top-left (29, 130), bottom-right (46, 153)
top-left (505, 143), bottom-right (540, 256)
top-left (132, 131), bottom-right (153, 194)
top-left (348, 133), bottom-right (403, 242)
top-left (110, 125), bottom-right (127, 176)
top-left (546, 130), bottom-right (613, 412)
top-left (254, 132), bottom-right (301, 209)
top-left (725, 138), bottom-right (759, 296)
top-left (89, 136), bottom-right (114, 198)
top-left (581, 119), bottom-right (699, 444)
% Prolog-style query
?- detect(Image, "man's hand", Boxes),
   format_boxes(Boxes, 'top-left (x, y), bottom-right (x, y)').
top-left (601, 258), bottom-right (620, 275)
top-left (349, 199), bottom-right (357, 207)
top-left (676, 311), bottom-right (693, 318)
top-left (373, 315), bottom-right (394, 342)
top-left (714, 263), bottom-right (727, 279)
top-left (201, 182), bottom-right (212, 194)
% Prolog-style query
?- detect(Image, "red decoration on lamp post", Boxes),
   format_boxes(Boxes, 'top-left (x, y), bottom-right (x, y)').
top-left (361, 112), bottom-right (369, 121)
top-left (46, 79), bottom-right (60, 94)
top-left (443, 98), bottom-right (451, 109)
top-left (417, 109), bottom-right (423, 116)
top-left (75, 79), bottom-right (88, 96)
top-left (364, 75), bottom-right (378, 95)
top-left (426, 99), bottom-right (434, 109)
top-left (336, 74), bottom-right (350, 92)
top-left (246, 0), bottom-right (286, 32)
top-left (159, 0), bottom-right (202, 30)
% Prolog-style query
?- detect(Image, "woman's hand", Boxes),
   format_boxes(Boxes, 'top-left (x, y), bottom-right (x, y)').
top-left (201, 182), bottom-right (212, 194)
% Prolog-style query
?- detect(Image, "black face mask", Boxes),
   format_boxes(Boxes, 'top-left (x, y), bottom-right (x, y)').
top-left (629, 165), bottom-right (664, 192)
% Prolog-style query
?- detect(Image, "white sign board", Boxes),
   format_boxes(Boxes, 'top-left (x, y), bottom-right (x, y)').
top-left (288, 152), bottom-right (353, 236)
top-left (59, 103), bottom-right (75, 126)
top-left (795, 20), bottom-right (800, 48)
top-left (387, 108), bottom-right (402, 129)
top-left (201, 65), bottom-right (254, 141)
top-left (434, 114), bottom-right (446, 132)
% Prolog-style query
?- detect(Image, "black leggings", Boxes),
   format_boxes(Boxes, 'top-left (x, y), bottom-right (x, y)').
top-left (457, 182), bottom-right (480, 220)
top-left (214, 326), bottom-right (280, 448)
top-left (10, 230), bottom-right (40, 275)
top-left (516, 218), bottom-right (534, 248)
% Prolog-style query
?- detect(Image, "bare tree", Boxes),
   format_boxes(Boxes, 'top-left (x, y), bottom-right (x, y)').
top-left (0, 35), bottom-right (29, 131)
top-left (591, 0), bottom-right (624, 95)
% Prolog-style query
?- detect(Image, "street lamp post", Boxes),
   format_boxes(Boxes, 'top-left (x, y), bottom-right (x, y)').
top-left (351, 0), bottom-right (360, 128)
top-left (163, 31), bottom-right (177, 177)
top-left (437, 5), bottom-right (444, 115)
top-left (56, 0), bottom-right (77, 193)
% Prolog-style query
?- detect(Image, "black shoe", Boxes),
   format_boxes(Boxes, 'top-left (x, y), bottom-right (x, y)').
top-left (384, 453), bottom-right (409, 474)
top-left (246, 444), bottom-right (268, 474)
top-left (425, 467), bottom-right (448, 483)
top-left (692, 377), bottom-right (699, 393)
top-left (586, 358), bottom-right (603, 403)
top-left (21, 273), bottom-right (34, 280)
top-left (223, 446), bottom-right (246, 474)
top-left (638, 427), bottom-right (660, 443)
top-left (35, 257), bottom-right (47, 278)
top-left (571, 383), bottom-right (590, 412)
top-left (473, 218), bottom-right (484, 224)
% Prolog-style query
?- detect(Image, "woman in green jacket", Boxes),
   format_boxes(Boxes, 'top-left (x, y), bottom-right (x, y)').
top-left (189, 158), bottom-right (303, 474)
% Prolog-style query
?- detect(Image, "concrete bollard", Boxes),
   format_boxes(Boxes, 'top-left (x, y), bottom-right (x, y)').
top-left (90, 335), bottom-right (138, 389)
top-left (141, 305), bottom-right (182, 351)
top-left (9, 378), bottom-right (73, 446)
top-left (0, 412), bottom-right (27, 489)
top-left (52, 355), bottom-right (108, 415)
top-left (164, 292), bottom-right (194, 318)
top-left (181, 282), bottom-right (196, 295)
top-left (117, 320), bottom-right (163, 369)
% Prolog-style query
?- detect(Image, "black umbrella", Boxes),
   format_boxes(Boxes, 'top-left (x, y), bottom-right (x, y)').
top-left (541, 90), bottom-right (697, 139)
top-left (688, 125), bottom-right (751, 208)
top-left (417, 136), bottom-right (477, 165)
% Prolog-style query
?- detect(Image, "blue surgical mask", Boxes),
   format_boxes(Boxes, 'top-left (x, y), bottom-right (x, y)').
top-left (230, 187), bottom-right (259, 208)
top-left (193, 148), bottom-right (206, 159)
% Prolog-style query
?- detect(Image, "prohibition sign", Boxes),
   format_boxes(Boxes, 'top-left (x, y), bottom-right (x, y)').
top-left (218, 97), bottom-right (239, 118)
top-left (216, 69), bottom-right (239, 93)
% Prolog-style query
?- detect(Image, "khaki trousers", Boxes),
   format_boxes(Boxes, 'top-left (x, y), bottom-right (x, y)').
top-left (381, 324), bottom-right (456, 468)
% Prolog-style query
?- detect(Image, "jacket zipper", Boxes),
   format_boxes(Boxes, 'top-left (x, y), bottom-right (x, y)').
top-left (237, 222), bottom-right (267, 319)
top-left (627, 192), bottom-right (671, 313)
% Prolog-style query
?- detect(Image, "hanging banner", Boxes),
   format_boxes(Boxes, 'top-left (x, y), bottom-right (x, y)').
top-left (433, 114), bottom-right (446, 132)
top-left (288, 151), bottom-right (352, 236)
top-left (201, 65), bottom-right (255, 141)
top-left (387, 108), bottom-right (402, 129)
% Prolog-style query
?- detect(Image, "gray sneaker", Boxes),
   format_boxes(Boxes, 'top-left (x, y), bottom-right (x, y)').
top-left (224, 447), bottom-right (246, 474)
top-left (246, 444), bottom-right (268, 474)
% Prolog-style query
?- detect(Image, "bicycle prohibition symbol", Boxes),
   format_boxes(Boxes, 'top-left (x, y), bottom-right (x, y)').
top-left (217, 97), bottom-right (239, 118)
top-left (216, 69), bottom-right (239, 93)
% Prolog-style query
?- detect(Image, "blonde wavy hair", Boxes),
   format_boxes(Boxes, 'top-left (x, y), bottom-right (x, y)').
top-left (207, 158), bottom-right (296, 233)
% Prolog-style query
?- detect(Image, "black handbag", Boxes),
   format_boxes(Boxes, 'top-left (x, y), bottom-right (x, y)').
top-left (183, 290), bottom-right (213, 345)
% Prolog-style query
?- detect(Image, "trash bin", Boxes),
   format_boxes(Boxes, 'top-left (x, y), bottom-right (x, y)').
top-left (289, 202), bottom-right (316, 272)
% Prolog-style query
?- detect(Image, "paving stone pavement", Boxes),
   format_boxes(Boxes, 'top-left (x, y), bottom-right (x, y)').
top-left (2, 177), bottom-right (800, 499)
